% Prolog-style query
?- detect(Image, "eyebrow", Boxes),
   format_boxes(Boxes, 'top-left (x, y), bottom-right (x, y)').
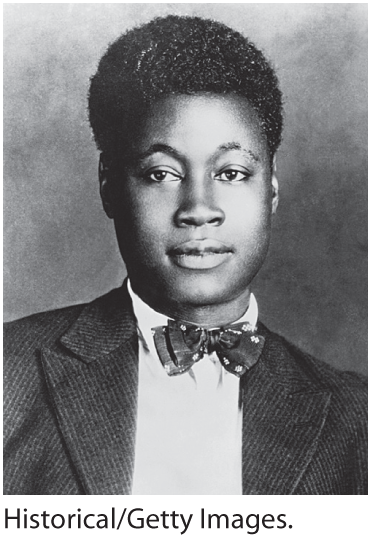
top-left (217, 142), bottom-right (260, 162)
top-left (133, 141), bottom-right (260, 164)
top-left (134, 143), bottom-right (183, 163)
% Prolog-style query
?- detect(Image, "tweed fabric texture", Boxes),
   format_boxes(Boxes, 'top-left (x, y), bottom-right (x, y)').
top-left (3, 284), bottom-right (367, 495)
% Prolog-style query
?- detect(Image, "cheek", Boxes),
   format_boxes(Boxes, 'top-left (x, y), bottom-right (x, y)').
top-left (133, 195), bottom-right (171, 240)
top-left (226, 188), bottom-right (271, 232)
top-left (224, 191), bottom-right (272, 270)
top-left (114, 187), bottom-right (172, 256)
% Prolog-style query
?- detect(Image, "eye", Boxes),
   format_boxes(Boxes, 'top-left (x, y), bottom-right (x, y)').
top-left (215, 168), bottom-right (251, 182)
top-left (144, 169), bottom-right (182, 182)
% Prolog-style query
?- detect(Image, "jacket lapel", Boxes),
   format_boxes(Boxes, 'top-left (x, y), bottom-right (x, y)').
top-left (41, 285), bottom-right (139, 495)
top-left (241, 323), bottom-right (331, 495)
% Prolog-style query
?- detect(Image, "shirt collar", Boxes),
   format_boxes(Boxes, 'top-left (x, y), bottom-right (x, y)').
top-left (127, 279), bottom-right (258, 357)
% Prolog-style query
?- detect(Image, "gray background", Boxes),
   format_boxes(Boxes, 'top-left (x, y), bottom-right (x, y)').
top-left (4, 4), bottom-right (367, 375)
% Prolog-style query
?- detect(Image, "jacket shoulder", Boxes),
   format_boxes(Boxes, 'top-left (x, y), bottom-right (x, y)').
top-left (4, 304), bottom-right (86, 356)
top-left (4, 304), bottom-right (87, 410)
top-left (282, 333), bottom-right (366, 396)
top-left (264, 329), bottom-right (367, 494)
top-left (263, 326), bottom-right (367, 425)
top-left (3, 289), bottom-right (129, 446)
top-left (4, 286), bottom-right (131, 381)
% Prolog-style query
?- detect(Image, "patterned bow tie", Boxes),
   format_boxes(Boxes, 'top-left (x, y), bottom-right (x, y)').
top-left (152, 320), bottom-right (265, 377)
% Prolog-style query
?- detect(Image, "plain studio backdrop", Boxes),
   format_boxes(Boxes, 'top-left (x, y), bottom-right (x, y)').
top-left (4, 4), bottom-right (367, 375)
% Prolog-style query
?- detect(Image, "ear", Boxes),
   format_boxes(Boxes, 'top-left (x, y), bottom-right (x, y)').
top-left (271, 154), bottom-right (279, 215)
top-left (99, 153), bottom-right (114, 219)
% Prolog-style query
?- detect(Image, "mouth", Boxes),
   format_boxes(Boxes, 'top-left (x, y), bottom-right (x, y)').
top-left (168, 239), bottom-right (233, 270)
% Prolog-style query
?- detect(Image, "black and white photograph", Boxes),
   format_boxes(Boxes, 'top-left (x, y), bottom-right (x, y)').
top-left (3, 3), bottom-right (367, 497)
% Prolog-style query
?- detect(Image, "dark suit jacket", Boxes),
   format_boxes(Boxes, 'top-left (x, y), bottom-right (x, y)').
top-left (4, 285), bottom-right (367, 495)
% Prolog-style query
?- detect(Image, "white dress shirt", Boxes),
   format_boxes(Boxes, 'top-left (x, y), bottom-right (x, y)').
top-left (128, 281), bottom-right (258, 495)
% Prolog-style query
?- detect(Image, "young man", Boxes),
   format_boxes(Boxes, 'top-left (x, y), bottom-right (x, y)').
top-left (4, 15), bottom-right (367, 495)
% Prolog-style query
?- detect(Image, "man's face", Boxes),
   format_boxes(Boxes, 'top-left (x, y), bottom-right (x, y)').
top-left (101, 94), bottom-right (278, 322)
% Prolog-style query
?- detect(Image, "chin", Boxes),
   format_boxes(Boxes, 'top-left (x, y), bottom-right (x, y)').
top-left (166, 276), bottom-right (246, 307)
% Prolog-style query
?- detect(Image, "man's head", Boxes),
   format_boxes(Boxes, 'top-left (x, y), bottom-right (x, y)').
top-left (89, 16), bottom-right (283, 325)
top-left (89, 15), bottom-right (283, 164)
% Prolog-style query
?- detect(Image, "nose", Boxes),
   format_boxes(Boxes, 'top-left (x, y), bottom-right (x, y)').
top-left (174, 176), bottom-right (225, 228)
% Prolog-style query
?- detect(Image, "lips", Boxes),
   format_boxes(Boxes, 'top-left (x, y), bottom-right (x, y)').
top-left (168, 239), bottom-right (233, 270)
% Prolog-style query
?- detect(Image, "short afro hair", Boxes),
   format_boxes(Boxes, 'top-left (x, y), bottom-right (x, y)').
top-left (89, 15), bottom-right (283, 161)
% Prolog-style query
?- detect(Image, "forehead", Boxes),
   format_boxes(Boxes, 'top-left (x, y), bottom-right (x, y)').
top-left (131, 93), bottom-right (269, 163)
